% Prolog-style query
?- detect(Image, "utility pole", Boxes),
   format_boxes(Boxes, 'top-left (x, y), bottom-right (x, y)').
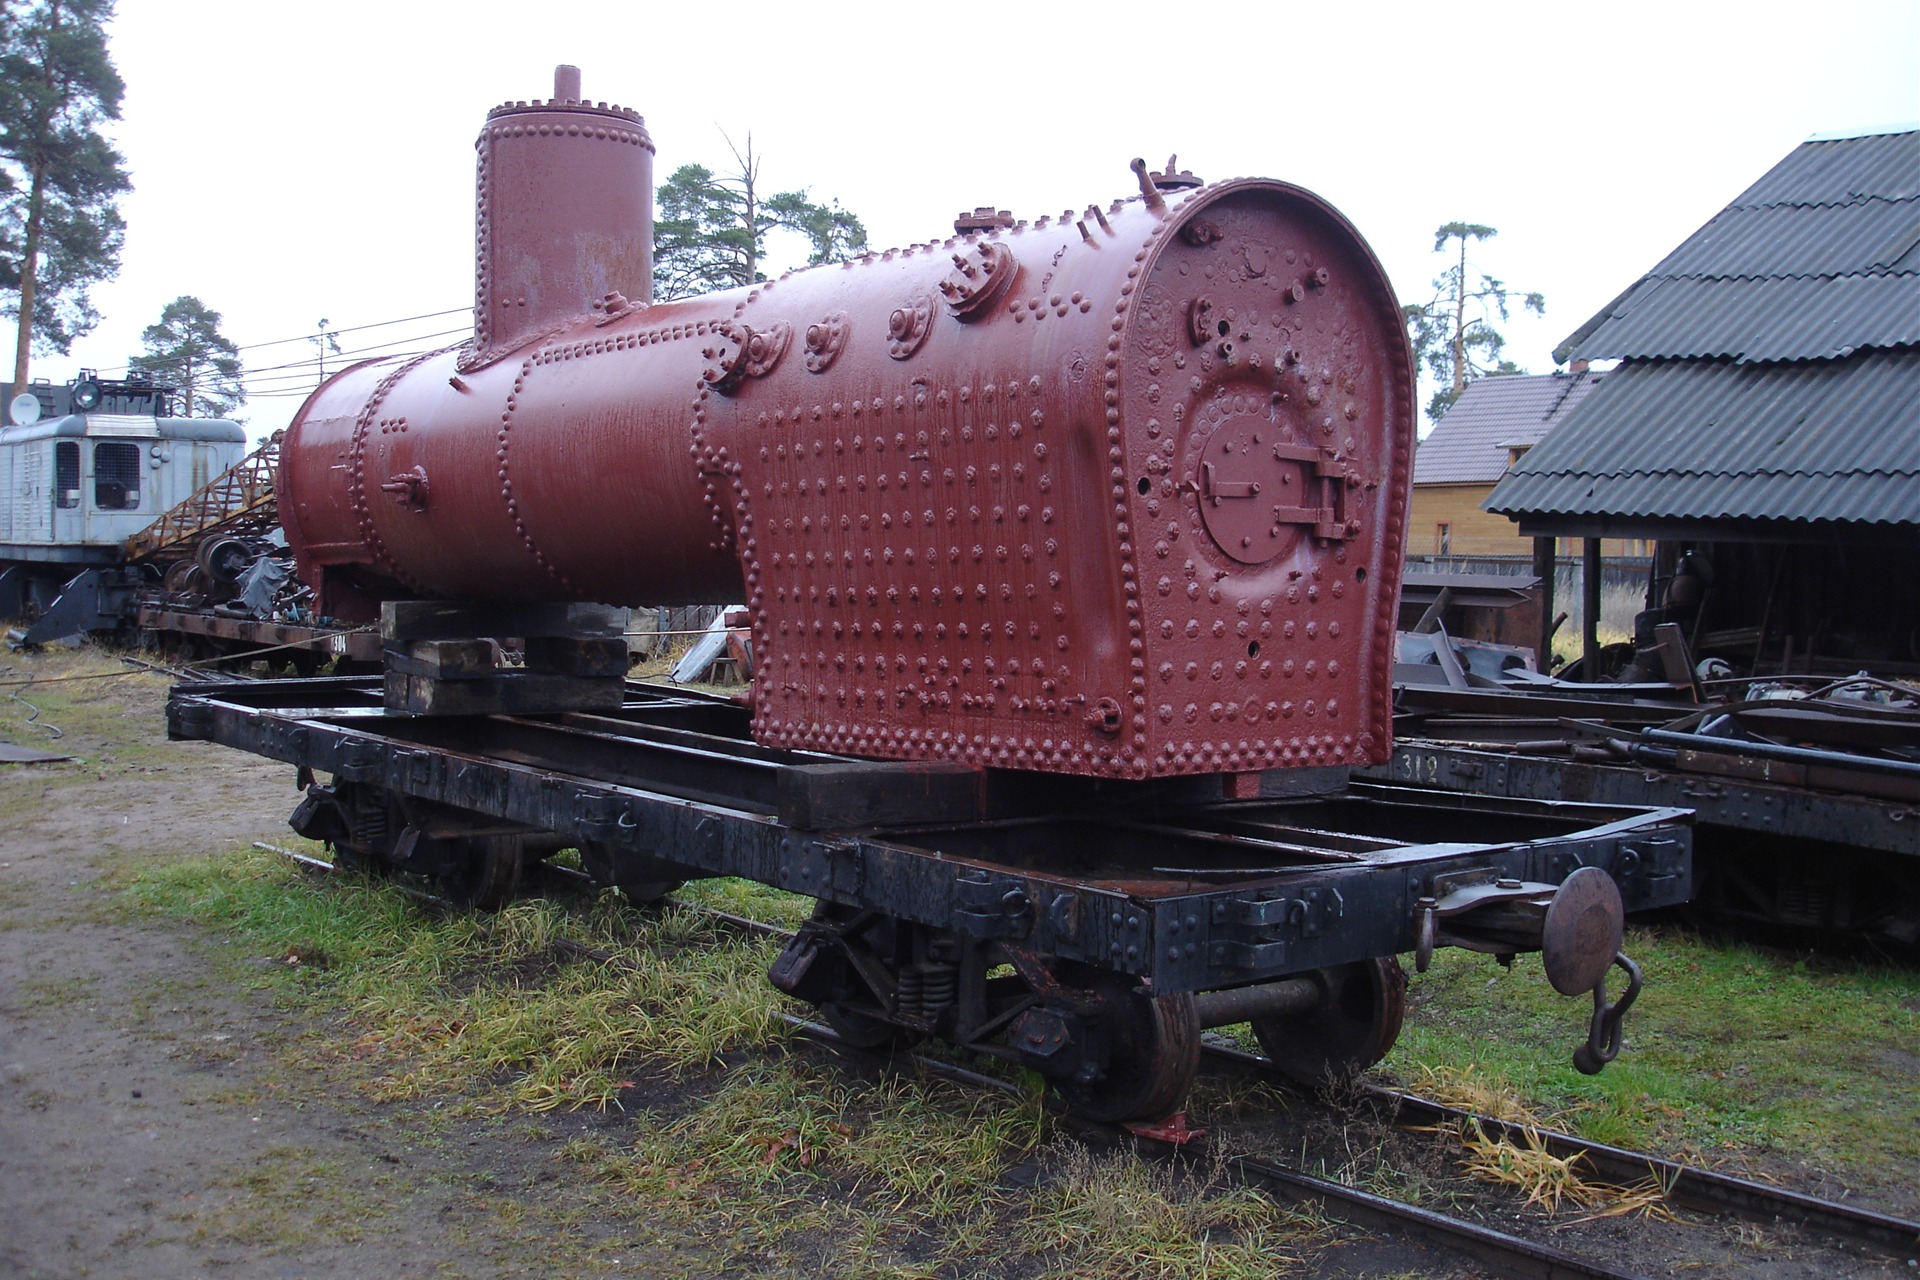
top-left (311, 318), bottom-right (340, 386)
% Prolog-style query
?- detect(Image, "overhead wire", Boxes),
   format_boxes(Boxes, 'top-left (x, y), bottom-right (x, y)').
top-left (235, 325), bottom-right (470, 377)
top-left (85, 307), bottom-right (471, 382)
top-left (230, 307), bottom-right (469, 353)
top-left (227, 336), bottom-right (468, 393)
top-left (94, 320), bottom-right (472, 409)
top-left (241, 347), bottom-right (468, 387)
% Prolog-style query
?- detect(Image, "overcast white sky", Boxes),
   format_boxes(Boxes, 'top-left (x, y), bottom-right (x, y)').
top-left (36, 0), bottom-right (1920, 439)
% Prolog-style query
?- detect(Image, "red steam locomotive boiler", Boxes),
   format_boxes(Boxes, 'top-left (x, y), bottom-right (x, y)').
top-left (278, 67), bottom-right (1409, 784)
top-left (173, 68), bottom-right (1688, 1124)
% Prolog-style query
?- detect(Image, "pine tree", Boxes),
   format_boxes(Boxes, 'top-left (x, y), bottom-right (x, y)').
top-left (129, 295), bottom-right (245, 419)
top-left (1403, 223), bottom-right (1545, 424)
top-left (0, 0), bottom-right (131, 389)
top-left (652, 134), bottom-right (867, 301)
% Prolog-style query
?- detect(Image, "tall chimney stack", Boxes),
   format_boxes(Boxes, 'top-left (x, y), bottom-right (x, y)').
top-left (463, 66), bottom-right (655, 369)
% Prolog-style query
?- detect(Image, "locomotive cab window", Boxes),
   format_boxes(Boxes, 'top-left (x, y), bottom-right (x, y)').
top-left (54, 441), bottom-right (80, 508)
top-left (94, 441), bottom-right (141, 510)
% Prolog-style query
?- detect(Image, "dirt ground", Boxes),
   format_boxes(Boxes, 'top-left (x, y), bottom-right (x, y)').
top-left (0, 670), bottom-right (703, 1280)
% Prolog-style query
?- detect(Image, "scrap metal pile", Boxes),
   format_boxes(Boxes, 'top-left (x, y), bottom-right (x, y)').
top-left (1379, 624), bottom-right (1920, 943)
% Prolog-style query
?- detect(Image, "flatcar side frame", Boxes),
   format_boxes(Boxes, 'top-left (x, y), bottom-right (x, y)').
top-left (169, 677), bottom-right (1691, 997)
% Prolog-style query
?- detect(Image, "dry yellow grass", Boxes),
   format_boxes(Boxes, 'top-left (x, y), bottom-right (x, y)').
top-left (1409, 1064), bottom-right (1677, 1224)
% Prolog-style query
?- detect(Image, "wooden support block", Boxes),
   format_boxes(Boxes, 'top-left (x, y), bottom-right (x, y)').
top-left (381, 600), bottom-right (628, 643)
top-left (382, 639), bottom-right (499, 680)
top-left (777, 760), bottom-right (987, 830)
top-left (524, 635), bottom-right (629, 678)
top-left (384, 670), bottom-right (625, 716)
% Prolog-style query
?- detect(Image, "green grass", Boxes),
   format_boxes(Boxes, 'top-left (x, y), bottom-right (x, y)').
top-left (0, 646), bottom-right (178, 770)
top-left (1023, 1145), bottom-right (1318, 1280)
top-left (1388, 925), bottom-right (1920, 1171)
top-left (677, 875), bottom-right (814, 929)
top-left (570, 1059), bottom-right (1319, 1279)
top-left (123, 846), bottom-right (1334, 1276)
top-left (122, 850), bottom-right (793, 1111)
top-left (121, 845), bottom-right (1920, 1232)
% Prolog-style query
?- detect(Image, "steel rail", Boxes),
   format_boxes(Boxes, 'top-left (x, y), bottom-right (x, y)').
top-left (393, 873), bottom-right (1653, 1280)
top-left (121, 654), bottom-right (228, 682)
top-left (1204, 1039), bottom-right (1920, 1262)
top-left (257, 841), bottom-right (456, 909)
top-left (668, 898), bottom-right (1920, 1264)
top-left (777, 1017), bottom-right (1651, 1280)
top-left (1364, 1085), bottom-right (1920, 1261)
top-left (1222, 1148), bottom-right (1651, 1280)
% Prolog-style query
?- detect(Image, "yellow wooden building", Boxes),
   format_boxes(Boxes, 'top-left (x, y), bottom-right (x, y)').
top-left (1409, 369), bottom-right (1645, 559)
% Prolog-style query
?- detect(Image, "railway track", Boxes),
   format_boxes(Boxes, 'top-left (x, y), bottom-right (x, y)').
top-left (778, 1012), bottom-right (1660, 1280)
top-left (256, 841), bottom-right (1920, 1275)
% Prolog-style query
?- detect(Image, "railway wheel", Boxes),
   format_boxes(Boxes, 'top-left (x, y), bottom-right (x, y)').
top-left (434, 834), bottom-right (524, 909)
top-left (329, 835), bottom-right (393, 878)
top-left (1251, 957), bottom-right (1406, 1087)
top-left (162, 558), bottom-right (198, 599)
top-left (577, 840), bottom-right (685, 905)
top-left (1052, 975), bottom-right (1200, 1123)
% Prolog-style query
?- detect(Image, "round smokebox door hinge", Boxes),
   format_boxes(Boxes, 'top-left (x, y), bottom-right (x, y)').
top-left (887, 294), bottom-right (936, 360)
top-left (939, 241), bottom-right (1018, 318)
top-left (701, 321), bottom-right (792, 393)
top-left (804, 312), bottom-right (850, 373)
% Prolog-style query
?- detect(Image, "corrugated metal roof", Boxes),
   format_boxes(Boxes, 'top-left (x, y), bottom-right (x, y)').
top-left (1502, 130), bottom-right (1920, 531)
top-left (1575, 272), bottom-right (1920, 362)
top-left (1485, 349), bottom-right (1920, 525)
top-left (1559, 129), bottom-right (1920, 365)
top-left (1730, 129), bottom-right (1920, 206)
top-left (1644, 195), bottom-right (1919, 279)
top-left (1412, 370), bottom-right (1604, 484)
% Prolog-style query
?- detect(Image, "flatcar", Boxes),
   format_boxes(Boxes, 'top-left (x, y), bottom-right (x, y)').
top-left (167, 67), bottom-right (1692, 1126)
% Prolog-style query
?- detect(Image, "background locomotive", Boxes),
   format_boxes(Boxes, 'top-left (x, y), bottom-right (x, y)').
top-left (168, 67), bottom-right (1690, 1125)
top-left (0, 376), bottom-right (387, 666)
top-left (1, 373), bottom-right (246, 641)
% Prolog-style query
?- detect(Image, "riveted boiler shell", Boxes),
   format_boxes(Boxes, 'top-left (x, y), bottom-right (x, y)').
top-left (278, 178), bottom-right (1412, 780)
top-left (278, 299), bottom-right (749, 612)
top-left (699, 178), bottom-right (1412, 778)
